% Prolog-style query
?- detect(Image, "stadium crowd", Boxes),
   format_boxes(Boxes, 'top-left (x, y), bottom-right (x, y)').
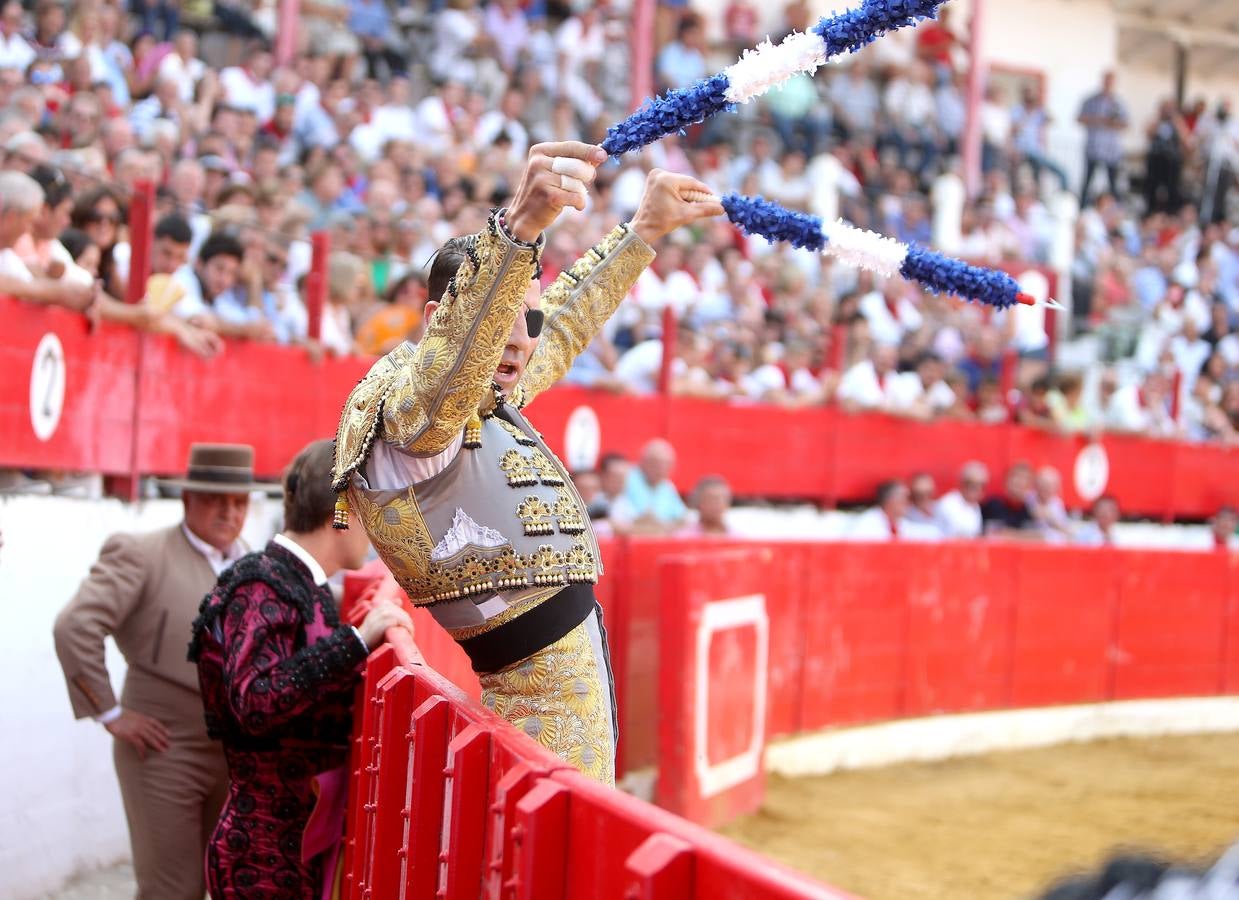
top-left (0, 0), bottom-right (1237, 450)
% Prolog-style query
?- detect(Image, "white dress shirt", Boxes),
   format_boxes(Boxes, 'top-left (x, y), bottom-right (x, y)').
top-left (934, 490), bottom-right (983, 539)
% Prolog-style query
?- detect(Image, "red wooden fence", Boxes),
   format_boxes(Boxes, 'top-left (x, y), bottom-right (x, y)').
top-left (337, 644), bottom-right (851, 900)
top-left (3, 298), bottom-right (1237, 517)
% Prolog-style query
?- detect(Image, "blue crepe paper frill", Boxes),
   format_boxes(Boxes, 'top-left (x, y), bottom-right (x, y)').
top-left (721, 194), bottom-right (825, 251)
top-left (601, 74), bottom-right (731, 157)
top-left (813, 0), bottom-right (944, 58)
top-left (901, 246), bottom-right (1021, 309)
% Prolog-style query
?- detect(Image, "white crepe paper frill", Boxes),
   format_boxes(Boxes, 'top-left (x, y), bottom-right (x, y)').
top-left (820, 219), bottom-right (909, 278)
top-left (723, 31), bottom-right (828, 104)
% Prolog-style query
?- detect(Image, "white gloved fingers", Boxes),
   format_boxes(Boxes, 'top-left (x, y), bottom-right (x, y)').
top-left (550, 156), bottom-right (597, 184)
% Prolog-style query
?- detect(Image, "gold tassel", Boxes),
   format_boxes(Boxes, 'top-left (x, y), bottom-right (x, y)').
top-left (464, 411), bottom-right (482, 449)
top-left (333, 492), bottom-right (350, 530)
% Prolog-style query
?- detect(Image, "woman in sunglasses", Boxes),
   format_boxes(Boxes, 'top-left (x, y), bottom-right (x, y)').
top-left (71, 185), bottom-right (126, 297)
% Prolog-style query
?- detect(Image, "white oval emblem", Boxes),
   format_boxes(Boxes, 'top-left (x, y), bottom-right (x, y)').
top-left (29, 332), bottom-right (66, 442)
top-left (563, 406), bottom-right (601, 472)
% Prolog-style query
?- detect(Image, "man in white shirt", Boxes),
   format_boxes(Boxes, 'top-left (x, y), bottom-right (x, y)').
top-left (0, 1), bottom-right (34, 72)
top-left (934, 461), bottom-right (989, 539)
top-left (903, 472), bottom-right (943, 540)
top-left (851, 480), bottom-right (911, 540)
top-left (219, 41), bottom-right (275, 122)
top-left (838, 344), bottom-right (926, 416)
top-left (474, 87), bottom-right (530, 163)
top-left (860, 278), bottom-right (924, 346)
top-left (156, 30), bottom-right (206, 104)
top-left (1105, 371), bottom-right (1179, 437)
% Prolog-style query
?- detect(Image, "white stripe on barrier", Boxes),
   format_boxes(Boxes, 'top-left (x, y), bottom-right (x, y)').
top-left (694, 594), bottom-right (770, 798)
top-left (765, 697), bottom-right (1239, 777)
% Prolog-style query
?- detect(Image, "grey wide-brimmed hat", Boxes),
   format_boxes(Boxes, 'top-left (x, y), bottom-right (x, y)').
top-left (159, 444), bottom-right (280, 495)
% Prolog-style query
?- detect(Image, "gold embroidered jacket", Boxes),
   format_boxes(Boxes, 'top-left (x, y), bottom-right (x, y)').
top-left (332, 212), bottom-right (655, 611)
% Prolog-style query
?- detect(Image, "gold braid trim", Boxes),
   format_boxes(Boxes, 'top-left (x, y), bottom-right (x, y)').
top-left (517, 223), bottom-right (656, 407)
top-left (331, 212), bottom-right (542, 490)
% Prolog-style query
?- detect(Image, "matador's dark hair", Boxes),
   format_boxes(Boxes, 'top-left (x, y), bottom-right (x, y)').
top-left (426, 234), bottom-right (478, 305)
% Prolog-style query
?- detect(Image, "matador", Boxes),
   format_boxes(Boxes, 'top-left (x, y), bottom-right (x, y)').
top-left (332, 142), bottom-right (721, 783)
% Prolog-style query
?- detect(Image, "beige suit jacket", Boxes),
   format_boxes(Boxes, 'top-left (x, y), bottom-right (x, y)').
top-left (54, 524), bottom-right (224, 722)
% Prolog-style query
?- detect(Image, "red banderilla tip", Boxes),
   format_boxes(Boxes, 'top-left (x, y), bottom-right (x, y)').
top-left (1016, 292), bottom-right (1036, 306)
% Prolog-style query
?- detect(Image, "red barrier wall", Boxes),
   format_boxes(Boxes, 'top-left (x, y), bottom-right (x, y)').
top-left (5, 298), bottom-right (1239, 518)
top-left (594, 539), bottom-right (1239, 780)
top-left (337, 642), bottom-right (851, 900)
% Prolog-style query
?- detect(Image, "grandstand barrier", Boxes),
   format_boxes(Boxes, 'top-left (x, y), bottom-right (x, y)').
top-left (3, 297), bottom-right (1235, 519)
top-left (333, 607), bottom-right (852, 898)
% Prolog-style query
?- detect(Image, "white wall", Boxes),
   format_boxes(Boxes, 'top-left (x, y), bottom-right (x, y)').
top-left (0, 494), bottom-right (279, 900)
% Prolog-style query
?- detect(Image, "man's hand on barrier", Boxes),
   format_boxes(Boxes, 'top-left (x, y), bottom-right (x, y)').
top-left (505, 141), bottom-right (607, 243)
top-left (358, 600), bottom-right (414, 650)
top-left (630, 170), bottom-right (726, 246)
top-left (105, 709), bottom-right (171, 760)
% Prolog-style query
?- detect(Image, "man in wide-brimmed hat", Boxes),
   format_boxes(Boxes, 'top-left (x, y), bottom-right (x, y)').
top-left (54, 443), bottom-right (268, 900)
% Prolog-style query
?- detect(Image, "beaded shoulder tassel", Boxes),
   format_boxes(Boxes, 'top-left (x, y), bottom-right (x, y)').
top-left (333, 492), bottom-right (350, 530)
top-left (464, 411), bottom-right (483, 449)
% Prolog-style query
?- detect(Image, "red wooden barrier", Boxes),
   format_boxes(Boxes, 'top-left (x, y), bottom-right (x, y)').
top-left (340, 536), bottom-right (1239, 896)
top-left (4, 297), bottom-right (1239, 519)
top-left (340, 634), bottom-right (850, 900)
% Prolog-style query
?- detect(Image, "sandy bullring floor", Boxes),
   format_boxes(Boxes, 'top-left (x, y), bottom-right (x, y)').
top-left (720, 733), bottom-right (1239, 900)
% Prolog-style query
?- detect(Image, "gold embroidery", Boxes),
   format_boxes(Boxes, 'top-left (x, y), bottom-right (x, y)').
top-left (518, 224), bottom-right (656, 407)
top-left (375, 536), bottom-right (596, 606)
top-left (516, 496), bottom-right (554, 536)
top-left (499, 449), bottom-right (538, 487)
top-left (494, 417), bottom-right (536, 446)
top-left (481, 618), bottom-right (615, 784)
top-left (333, 212), bottom-right (542, 490)
top-left (528, 450), bottom-right (564, 486)
top-left (552, 489), bottom-right (585, 535)
top-left (350, 485), bottom-right (435, 586)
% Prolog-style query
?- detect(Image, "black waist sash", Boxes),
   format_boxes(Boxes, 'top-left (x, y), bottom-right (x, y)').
top-left (458, 582), bottom-right (597, 674)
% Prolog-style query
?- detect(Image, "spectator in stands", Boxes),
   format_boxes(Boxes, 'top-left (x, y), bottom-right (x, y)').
top-left (593, 452), bottom-right (630, 521)
top-left (981, 462), bottom-right (1035, 537)
top-left (1016, 376), bottom-right (1057, 431)
top-left (1047, 372), bottom-right (1091, 433)
top-left (355, 270), bottom-right (427, 356)
top-left (975, 376), bottom-right (1010, 424)
top-left (1030, 466), bottom-right (1072, 543)
top-left (1210, 506), bottom-right (1238, 551)
top-left (656, 14), bottom-right (707, 92)
top-left (176, 232), bottom-right (274, 341)
top-left (1104, 370), bottom-right (1179, 438)
top-left (934, 461), bottom-right (989, 539)
top-left (0, 169), bottom-right (95, 312)
top-left (612, 438), bottom-right (688, 535)
top-left (1144, 98), bottom-right (1188, 215)
top-left (1075, 494), bottom-right (1120, 546)
top-left (860, 277), bottom-right (923, 347)
top-left (958, 326), bottom-right (1005, 397)
top-left (903, 472), bottom-right (943, 540)
top-left (1012, 85), bottom-right (1069, 193)
top-left (851, 479), bottom-right (910, 541)
top-left (1077, 71), bottom-right (1128, 204)
top-left (679, 475), bottom-right (733, 537)
top-left (838, 344), bottom-right (926, 417)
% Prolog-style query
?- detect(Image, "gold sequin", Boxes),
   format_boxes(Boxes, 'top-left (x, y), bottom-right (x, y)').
top-left (518, 225), bottom-right (655, 407)
top-left (481, 618), bottom-right (615, 784)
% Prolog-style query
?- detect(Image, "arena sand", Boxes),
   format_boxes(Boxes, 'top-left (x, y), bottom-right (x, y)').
top-left (720, 733), bottom-right (1239, 899)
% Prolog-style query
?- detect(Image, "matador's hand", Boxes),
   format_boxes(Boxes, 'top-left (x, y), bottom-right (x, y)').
top-left (505, 142), bottom-right (607, 243)
top-left (629, 169), bottom-right (726, 245)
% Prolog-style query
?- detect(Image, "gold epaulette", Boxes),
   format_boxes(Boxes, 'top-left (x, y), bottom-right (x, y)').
top-left (331, 344), bottom-right (415, 493)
